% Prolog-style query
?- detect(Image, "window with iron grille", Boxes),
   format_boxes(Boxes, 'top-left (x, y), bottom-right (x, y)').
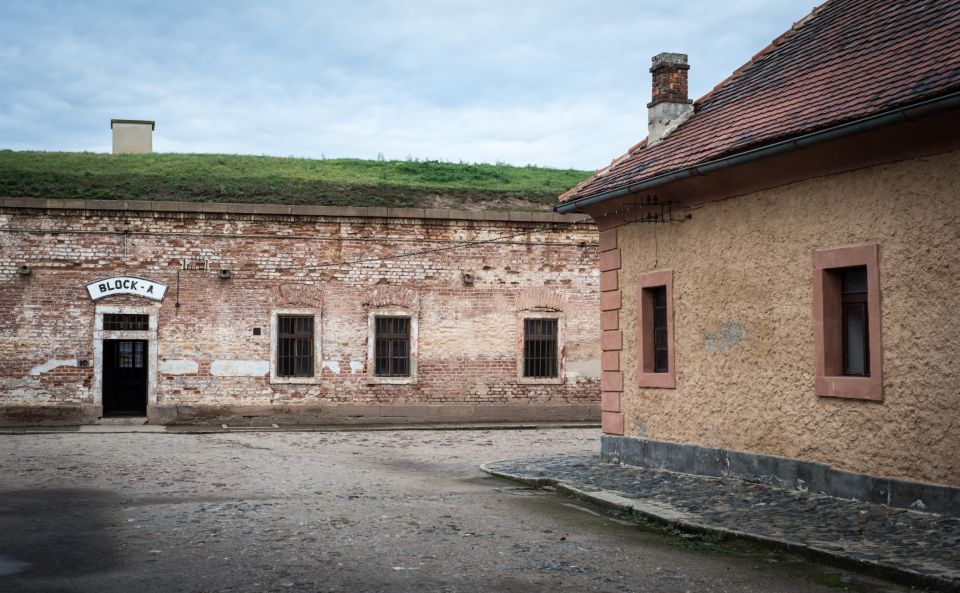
top-left (103, 314), bottom-right (149, 331)
top-left (375, 317), bottom-right (410, 377)
top-left (637, 269), bottom-right (675, 389)
top-left (812, 244), bottom-right (881, 400)
top-left (840, 266), bottom-right (869, 377)
top-left (523, 318), bottom-right (558, 378)
top-left (651, 286), bottom-right (669, 373)
top-left (277, 315), bottom-right (314, 377)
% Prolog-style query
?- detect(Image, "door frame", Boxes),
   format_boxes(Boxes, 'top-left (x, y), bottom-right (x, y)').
top-left (92, 304), bottom-right (159, 416)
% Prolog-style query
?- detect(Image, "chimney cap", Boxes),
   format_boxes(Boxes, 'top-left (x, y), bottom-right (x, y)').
top-left (651, 52), bottom-right (689, 72)
top-left (110, 119), bottom-right (155, 130)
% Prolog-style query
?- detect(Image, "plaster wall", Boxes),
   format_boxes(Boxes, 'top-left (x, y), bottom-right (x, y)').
top-left (614, 150), bottom-right (960, 487)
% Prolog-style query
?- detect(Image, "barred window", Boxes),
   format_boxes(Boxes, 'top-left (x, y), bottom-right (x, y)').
top-left (812, 244), bottom-right (881, 400)
top-left (637, 269), bottom-right (675, 389)
top-left (375, 317), bottom-right (410, 377)
top-left (103, 314), bottom-right (149, 331)
top-left (840, 266), bottom-right (869, 377)
top-left (523, 318), bottom-right (558, 378)
top-left (651, 286), bottom-right (669, 373)
top-left (277, 315), bottom-right (314, 377)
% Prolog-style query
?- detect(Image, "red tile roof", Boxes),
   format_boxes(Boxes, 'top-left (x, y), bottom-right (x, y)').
top-left (561, 0), bottom-right (960, 202)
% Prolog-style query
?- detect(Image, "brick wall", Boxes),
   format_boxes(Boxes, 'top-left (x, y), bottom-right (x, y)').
top-left (0, 199), bottom-right (600, 425)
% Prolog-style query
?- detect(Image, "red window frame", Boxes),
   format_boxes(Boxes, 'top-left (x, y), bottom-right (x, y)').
top-left (812, 244), bottom-right (883, 401)
top-left (637, 269), bottom-right (676, 389)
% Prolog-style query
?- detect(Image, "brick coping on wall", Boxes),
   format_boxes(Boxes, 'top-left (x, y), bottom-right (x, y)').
top-left (0, 196), bottom-right (592, 225)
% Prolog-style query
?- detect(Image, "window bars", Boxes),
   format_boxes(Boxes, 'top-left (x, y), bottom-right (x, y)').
top-left (523, 318), bottom-right (558, 378)
top-left (375, 317), bottom-right (411, 377)
top-left (277, 315), bottom-right (314, 377)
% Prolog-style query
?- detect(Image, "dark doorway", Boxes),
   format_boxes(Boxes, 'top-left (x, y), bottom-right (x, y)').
top-left (102, 340), bottom-right (148, 416)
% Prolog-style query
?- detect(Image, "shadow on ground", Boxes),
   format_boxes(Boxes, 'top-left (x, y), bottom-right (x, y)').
top-left (0, 488), bottom-right (120, 591)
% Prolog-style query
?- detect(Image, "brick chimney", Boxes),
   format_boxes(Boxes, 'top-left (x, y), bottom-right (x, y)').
top-left (647, 53), bottom-right (694, 146)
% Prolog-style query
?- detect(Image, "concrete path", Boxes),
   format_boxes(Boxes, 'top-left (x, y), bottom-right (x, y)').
top-left (482, 455), bottom-right (960, 592)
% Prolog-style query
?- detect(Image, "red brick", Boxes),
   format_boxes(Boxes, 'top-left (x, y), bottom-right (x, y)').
top-left (0, 204), bottom-right (604, 420)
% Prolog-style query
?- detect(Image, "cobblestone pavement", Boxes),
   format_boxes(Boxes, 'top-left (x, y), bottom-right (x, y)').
top-left (0, 428), bottom-right (926, 593)
top-left (482, 455), bottom-right (960, 591)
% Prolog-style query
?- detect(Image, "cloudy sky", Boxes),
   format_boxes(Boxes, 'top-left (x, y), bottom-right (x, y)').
top-left (0, 1), bottom-right (815, 169)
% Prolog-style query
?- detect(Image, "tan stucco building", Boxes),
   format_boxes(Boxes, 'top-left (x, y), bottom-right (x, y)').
top-left (558, 0), bottom-right (960, 513)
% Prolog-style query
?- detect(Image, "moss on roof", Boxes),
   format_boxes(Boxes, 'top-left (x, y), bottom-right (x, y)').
top-left (0, 151), bottom-right (593, 212)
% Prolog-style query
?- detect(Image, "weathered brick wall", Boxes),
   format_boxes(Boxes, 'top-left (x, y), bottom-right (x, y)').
top-left (0, 200), bottom-right (600, 424)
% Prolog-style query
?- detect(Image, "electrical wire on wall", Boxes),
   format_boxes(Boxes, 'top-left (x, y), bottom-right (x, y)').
top-left (652, 222), bottom-right (659, 269)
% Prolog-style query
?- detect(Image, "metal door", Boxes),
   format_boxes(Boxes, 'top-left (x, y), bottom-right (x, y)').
top-left (102, 340), bottom-right (148, 416)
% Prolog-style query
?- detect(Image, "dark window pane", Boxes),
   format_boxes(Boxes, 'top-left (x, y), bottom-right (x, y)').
top-left (842, 302), bottom-right (869, 376)
top-left (523, 318), bottom-right (558, 378)
top-left (277, 315), bottom-right (314, 377)
top-left (841, 266), bottom-right (868, 294)
top-left (133, 341), bottom-right (144, 368)
top-left (118, 341), bottom-right (134, 368)
top-left (651, 286), bottom-right (668, 373)
top-left (374, 316), bottom-right (411, 377)
top-left (840, 266), bottom-right (870, 376)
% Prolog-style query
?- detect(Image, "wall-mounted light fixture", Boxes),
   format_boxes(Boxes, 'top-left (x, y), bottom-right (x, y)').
top-left (218, 269), bottom-right (233, 279)
top-left (17, 265), bottom-right (32, 276)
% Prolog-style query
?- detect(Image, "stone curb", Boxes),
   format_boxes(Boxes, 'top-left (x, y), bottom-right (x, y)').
top-left (0, 422), bottom-right (600, 436)
top-left (479, 463), bottom-right (959, 593)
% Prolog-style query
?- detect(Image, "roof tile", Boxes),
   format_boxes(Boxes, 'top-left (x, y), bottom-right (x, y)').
top-left (564, 0), bottom-right (960, 201)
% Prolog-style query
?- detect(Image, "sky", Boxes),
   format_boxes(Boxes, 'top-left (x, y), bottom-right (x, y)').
top-left (0, 1), bottom-right (817, 170)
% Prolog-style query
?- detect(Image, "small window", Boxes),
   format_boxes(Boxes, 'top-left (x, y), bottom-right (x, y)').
top-left (103, 314), bottom-right (149, 331)
top-left (813, 244), bottom-right (882, 400)
top-left (375, 317), bottom-right (410, 377)
top-left (637, 269), bottom-right (675, 388)
top-left (277, 315), bottom-right (314, 377)
top-left (840, 266), bottom-right (869, 376)
top-left (523, 318), bottom-right (559, 378)
top-left (651, 286), bottom-right (669, 373)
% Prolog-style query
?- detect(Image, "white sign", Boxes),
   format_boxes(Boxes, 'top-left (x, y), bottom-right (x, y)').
top-left (86, 277), bottom-right (167, 301)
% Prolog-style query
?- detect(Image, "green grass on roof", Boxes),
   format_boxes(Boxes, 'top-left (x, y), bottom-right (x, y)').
top-left (0, 151), bottom-right (592, 212)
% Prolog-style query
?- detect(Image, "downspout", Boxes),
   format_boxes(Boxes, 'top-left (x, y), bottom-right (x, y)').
top-left (555, 89), bottom-right (960, 214)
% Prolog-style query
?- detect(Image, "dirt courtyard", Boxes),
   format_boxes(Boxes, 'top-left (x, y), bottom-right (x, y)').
top-left (0, 428), bottom-right (911, 593)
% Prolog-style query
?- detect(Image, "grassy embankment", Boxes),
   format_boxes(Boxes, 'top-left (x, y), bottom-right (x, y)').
top-left (0, 151), bottom-right (592, 212)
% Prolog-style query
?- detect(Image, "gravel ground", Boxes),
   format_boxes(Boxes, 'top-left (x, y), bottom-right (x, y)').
top-left (0, 428), bottom-right (918, 592)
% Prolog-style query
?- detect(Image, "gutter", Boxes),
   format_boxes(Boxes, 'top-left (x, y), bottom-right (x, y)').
top-left (555, 89), bottom-right (960, 214)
